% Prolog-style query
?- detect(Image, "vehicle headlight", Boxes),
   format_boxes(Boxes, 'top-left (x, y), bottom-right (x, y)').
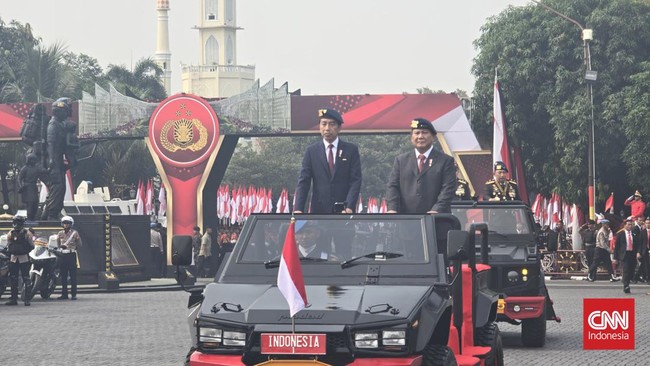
top-left (198, 327), bottom-right (247, 348)
top-left (507, 270), bottom-right (519, 282)
top-left (355, 332), bottom-right (379, 348)
top-left (382, 330), bottom-right (406, 346)
top-left (199, 327), bottom-right (222, 343)
top-left (223, 331), bottom-right (246, 346)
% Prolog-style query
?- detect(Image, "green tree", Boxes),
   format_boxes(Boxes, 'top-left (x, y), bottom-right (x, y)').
top-left (63, 52), bottom-right (106, 100)
top-left (105, 58), bottom-right (167, 101)
top-left (471, 0), bottom-right (650, 207)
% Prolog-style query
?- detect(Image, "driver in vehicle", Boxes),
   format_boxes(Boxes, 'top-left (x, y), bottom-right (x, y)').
top-left (295, 221), bottom-right (337, 261)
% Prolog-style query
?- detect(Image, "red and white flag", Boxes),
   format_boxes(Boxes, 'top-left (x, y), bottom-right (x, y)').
top-left (493, 73), bottom-right (512, 172)
top-left (136, 180), bottom-right (145, 215)
top-left (145, 180), bottom-right (155, 215)
top-left (277, 220), bottom-right (308, 317)
top-left (64, 170), bottom-right (74, 201)
top-left (158, 185), bottom-right (167, 217)
top-left (356, 195), bottom-right (363, 213)
top-left (604, 193), bottom-right (614, 214)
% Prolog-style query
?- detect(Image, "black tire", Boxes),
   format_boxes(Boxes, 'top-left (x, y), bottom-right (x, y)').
top-left (184, 346), bottom-right (196, 366)
top-left (522, 306), bottom-right (547, 347)
top-left (422, 344), bottom-right (458, 366)
top-left (475, 322), bottom-right (504, 366)
top-left (40, 273), bottom-right (57, 299)
top-left (0, 279), bottom-right (6, 299)
top-left (30, 273), bottom-right (40, 300)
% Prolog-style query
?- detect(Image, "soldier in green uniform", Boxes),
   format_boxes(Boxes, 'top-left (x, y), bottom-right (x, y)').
top-left (483, 161), bottom-right (520, 201)
top-left (454, 163), bottom-right (472, 200)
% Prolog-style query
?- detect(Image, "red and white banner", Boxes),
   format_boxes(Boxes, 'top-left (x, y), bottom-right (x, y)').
top-left (604, 193), bottom-right (614, 214)
top-left (277, 220), bottom-right (308, 317)
top-left (493, 74), bottom-right (512, 172)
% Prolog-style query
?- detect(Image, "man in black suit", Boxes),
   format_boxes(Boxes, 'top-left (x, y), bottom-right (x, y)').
top-left (386, 118), bottom-right (456, 214)
top-left (634, 217), bottom-right (650, 283)
top-left (295, 221), bottom-right (336, 261)
top-left (294, 108), bottom-right (362, 214)
top-left (613, 217), bottom-right (639, 293)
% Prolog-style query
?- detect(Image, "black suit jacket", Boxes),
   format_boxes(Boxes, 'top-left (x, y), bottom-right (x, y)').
top-left (614, 229), bottom-right (639, 261)
top-left (639, 228), bottom-right (649, 256)
top-left (294, 139), bottom-right (362, 213)
top-left (386, 148), bottom-right (456, 213)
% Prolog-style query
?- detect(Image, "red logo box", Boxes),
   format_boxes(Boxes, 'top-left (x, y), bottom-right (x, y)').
top-left (583, 298), bottom-right (634, 350)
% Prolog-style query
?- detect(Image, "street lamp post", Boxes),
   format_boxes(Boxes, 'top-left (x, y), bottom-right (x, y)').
top-left (532, 0), bottom-right (596, 220)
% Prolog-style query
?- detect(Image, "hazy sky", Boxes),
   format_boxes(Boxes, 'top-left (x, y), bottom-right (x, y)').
top-left (0, 0), bottom-right (530, 96)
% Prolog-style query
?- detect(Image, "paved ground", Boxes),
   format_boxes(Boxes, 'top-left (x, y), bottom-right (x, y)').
top-left (1, 279), bottom-right (649, 365)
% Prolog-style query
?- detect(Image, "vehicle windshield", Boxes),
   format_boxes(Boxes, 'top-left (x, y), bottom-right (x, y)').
top-left (239, 217), bottom-right (428, 265)
top-left (452, 207), bottom-right (533, 235)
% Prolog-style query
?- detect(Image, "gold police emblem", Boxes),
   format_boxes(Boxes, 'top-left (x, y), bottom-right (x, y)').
top-left (319, 109), bottom-right (328, 117)
top-left (410, 120), bottom-right (419, 128)
top-left (160, 118), bottom-right (208, 152)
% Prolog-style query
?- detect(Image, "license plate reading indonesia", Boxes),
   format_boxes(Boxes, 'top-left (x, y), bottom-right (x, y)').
top-left (261, 333), bottom-right (326, 355)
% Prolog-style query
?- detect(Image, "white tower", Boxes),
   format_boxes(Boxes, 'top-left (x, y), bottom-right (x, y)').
top-left (154, 0), bottom-right (172, 96)
top-left (181, 0), bottom-right (255, 98)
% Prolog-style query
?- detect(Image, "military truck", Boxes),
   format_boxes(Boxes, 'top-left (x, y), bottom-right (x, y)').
top-left (451, 201), bottom-right (561, 348)
top-left (173, 214), bottom-right (504, 365)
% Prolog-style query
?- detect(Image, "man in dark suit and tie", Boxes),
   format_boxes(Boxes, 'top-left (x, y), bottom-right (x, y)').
top-left (613, 217), bottom-right (639, 293)
top-left (634, 217), bottom-right (650, 283)
top-left (295, 221), bottom-right (337, 261)
top-left (294, 108), bottom-right (362, 214)
top-left (386, 118), bottom-right (456, 214)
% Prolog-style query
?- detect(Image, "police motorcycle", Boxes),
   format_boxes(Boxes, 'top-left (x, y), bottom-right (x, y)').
top-left (0, 235), bottom-right (9, 298)
top-left (25, 235), bottom-right (60, 300)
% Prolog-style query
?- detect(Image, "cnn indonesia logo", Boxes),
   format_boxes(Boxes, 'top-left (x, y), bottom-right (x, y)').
top-left (583, 298), bottom-right (635, 350)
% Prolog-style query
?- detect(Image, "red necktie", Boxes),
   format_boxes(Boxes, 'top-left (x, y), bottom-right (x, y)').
top-left (418, 154), bottom-right (426, 173)
top-left (327, 144), bottom-right (335, 175)
top-left (627, 231), bottom-right (632, 251)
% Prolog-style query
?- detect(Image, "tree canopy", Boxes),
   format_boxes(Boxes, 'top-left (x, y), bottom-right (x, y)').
top-left (471, 0), bottom-right (650, 208)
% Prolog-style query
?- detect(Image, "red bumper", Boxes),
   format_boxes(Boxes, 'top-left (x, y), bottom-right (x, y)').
top-left (190, 351), bottom-right (423, 366)
top-left (500, 296), bottom-right (545, 320)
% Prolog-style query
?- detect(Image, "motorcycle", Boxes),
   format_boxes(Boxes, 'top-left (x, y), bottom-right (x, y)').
top-left (0, 235), bottom-right (8, 298)
top-left (24, 236), bottom-right (60, 300)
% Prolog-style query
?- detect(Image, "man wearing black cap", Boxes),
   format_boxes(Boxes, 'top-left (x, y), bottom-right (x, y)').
top-left (386, 118), bottom-right (456, 214)
top-left (483, 161), bottom-right (520, 201)
top-left (294, 108), bottom-right (362, 214)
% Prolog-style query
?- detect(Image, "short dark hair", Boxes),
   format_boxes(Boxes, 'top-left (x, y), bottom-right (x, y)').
top-left (193, 226), bottom-right (201, 232)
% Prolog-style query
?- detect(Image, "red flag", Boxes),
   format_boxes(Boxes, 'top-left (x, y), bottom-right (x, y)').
top-left (277, 220), bottom-right (308, 317)
top-left (493, 73), bottom-right (512, 172)
top-left (136, 180), bottom-right (145, 215)
top-left (605, 193), bottom-right (614, 213)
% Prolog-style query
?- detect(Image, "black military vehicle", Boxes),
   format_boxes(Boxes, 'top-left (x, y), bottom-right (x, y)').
top-left (451, 201), bottom-right (561, 347)
top-left (173, 214), bottom-right (504, 365)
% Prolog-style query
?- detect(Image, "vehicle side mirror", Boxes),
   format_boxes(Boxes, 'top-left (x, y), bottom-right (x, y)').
top-left (171, 235), bottom-right (193, 266)
top-left (447, 230), bottom-right (469, 261)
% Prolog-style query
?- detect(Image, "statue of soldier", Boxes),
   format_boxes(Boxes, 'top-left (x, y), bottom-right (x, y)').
top-left (18, 154), bottom-right (48, 221)
top-left (41, 98), bottom-right (78, 221)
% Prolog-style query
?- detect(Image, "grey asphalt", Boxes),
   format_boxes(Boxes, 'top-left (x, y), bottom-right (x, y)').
top-left (1, 279), bottom-right (649, 365)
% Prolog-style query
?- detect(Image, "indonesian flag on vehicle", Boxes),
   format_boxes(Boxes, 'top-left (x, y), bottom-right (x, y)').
top-left (493, 72), bottom-right (512, 173)
top-left (277, 219), bottom-right (308, 317)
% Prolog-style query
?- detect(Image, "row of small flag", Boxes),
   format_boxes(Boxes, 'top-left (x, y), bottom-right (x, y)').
top-left (134, 179), bottom-right (166, 216)
top-left (530, 193), bottom-right (585, 228)
top-left (216, 184), bottom-right (390, 224)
